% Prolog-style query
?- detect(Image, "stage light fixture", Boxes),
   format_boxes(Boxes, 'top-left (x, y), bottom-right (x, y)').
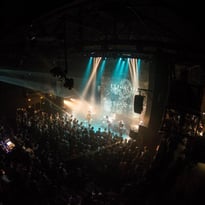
top-left (50, 66), bottom-right (66, 80)
top-left (64, 78), bottom-right (74, 90)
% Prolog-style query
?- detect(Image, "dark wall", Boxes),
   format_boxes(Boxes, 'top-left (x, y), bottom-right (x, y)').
top-left (143, 52), bottom-right (171, 148)
top-left (0, 82), bottom-right (26, 119)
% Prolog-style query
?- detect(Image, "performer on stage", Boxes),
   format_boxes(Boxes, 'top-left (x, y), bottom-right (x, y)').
top-left (86, 110), bottom-right (92, 125)
top-left (119, 120), bottom-right (124, 137)
top-left (105, 115), bottom-right (112, 132)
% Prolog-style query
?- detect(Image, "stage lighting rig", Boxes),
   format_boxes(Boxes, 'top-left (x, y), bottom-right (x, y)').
top-left (49, 18), bottom-right (75, 90)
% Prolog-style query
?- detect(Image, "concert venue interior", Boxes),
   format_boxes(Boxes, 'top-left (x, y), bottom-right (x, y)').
top-left (0, 56), bottom-right (150, 136)
top-left (0, 1), bottom-right (205, 205)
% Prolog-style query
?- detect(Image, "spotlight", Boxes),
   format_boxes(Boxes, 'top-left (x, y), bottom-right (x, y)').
top-left (50, 66), bottom-right (66, 79)
top-left (64, 78), bottom-right (74, 89)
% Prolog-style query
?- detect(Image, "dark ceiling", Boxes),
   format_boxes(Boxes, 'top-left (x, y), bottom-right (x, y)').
top-left (0, 0), bottom-right (205, 65)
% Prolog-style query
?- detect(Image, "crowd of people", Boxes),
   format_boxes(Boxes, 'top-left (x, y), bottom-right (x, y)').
top-left (0, 107), bottom-right (155, 205)
top-left (0, 105), bottom-right (201, 205)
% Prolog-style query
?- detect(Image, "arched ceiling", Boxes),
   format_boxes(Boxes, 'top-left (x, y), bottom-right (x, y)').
top-left (0, 0), bottom-right (204, 65)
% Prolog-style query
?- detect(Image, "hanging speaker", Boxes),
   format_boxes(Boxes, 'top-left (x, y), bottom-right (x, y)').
top-left (134, 95), bottom-right (144, 113)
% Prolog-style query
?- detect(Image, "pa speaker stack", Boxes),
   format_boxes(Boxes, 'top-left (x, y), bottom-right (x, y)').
top-left (134, 95), bottom-right (144, 114)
